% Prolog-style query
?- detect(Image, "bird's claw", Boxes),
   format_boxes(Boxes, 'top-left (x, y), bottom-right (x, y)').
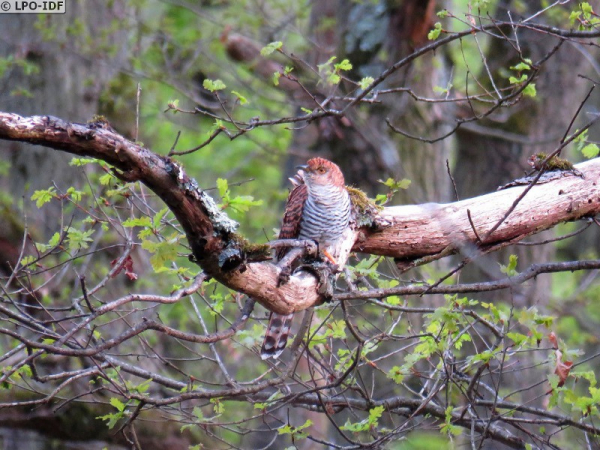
top-left (298, 260), bottom-right (338, 302)
top-left (277, 266), bottom-right (291, 287)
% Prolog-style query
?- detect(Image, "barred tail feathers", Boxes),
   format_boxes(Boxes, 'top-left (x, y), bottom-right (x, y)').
top-left (260, 313), bottom-right (294, 359)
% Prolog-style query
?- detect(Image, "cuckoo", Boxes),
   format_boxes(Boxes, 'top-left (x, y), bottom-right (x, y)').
top-left (260, 157), bottom-right (351, 359)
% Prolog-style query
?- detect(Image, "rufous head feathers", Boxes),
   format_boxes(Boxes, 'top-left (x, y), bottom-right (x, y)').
top-left (298, 157), bottom-right (345, 187)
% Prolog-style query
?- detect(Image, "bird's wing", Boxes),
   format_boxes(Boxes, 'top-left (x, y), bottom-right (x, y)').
top-left (262, 182), bottom-right (307, 360)
top-left (276, 183), bottom-right (307, 261)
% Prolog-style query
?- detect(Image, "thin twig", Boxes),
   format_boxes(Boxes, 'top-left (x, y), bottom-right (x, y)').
top-left (167, 130), bottom-right (182, 156)
top-left (79, 275), bottom-right (94, 313)
top-left (447, 159), bottom-right (460, 201)
top-left (467, 209), bottom-right (482, 244)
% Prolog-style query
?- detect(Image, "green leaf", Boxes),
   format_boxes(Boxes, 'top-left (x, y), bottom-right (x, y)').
top-left (141, 233), bottom-right (183, 271)
top-left (15, 365), bottom-right (32, 379)
top-left (97, 411), bottom-right (124, 430)
top-left (99, 173), bottom-right (114, 186)
top-left (64, 226), bottom-right (95, 252)
top-left (48, 232), bottom-right (61, 248)
top-left (386, 295), bottom-right (400, 306)
top-left (110, 397), bottom-right (126, 412)
top-left (167, 99), bottom-right (179, 110)
top-left (428, 22), bottom-right (442, 40)
top-left (388, 366), bottom-right (404, 384)
top-left (334, 59), bottom-right (352, 71)
top-left (359, 76), bottom-right (374, 90)
top-left (569, 10), bottom-right (582, 25)
top-left (468, 348), bottom-right (498, 365)
top-left (152, 207), bottom-right (169, 229)
top-left (203, 79), bottom-right (226, 92)
top-left (254, 391), bottom-right (282, 410)
top-left (231, 90), bottom-right (248, 105)
top-left (228, 196), bottom-right (263, 213)
top-left (523, 83), bottom-right (536, 98)
top-left (368, 406), bottom-right (384, 425)
top-left (547, 373), bottom-right (560, 390)
top-left (582, 2), bottom-right (593, 15)
top-left (192, 406), bottom-right (205, 421)
top-left (573, 370), bottom-right (597, 387)
top-left (317, 56), bottom-right (337, 73)
top-left (272, 71), bottom-right (281, 86)
top-left (581, 143), bottom-right (600, 159)
top-left (278, 419), bottom-right (312, 439)
top-left (66, 187), bottom-right (85, 202)
top-left (351, 255), bottom-right (382, 279)
top-left (260, 41), bottom-right (283, 56)
top-left (133, 379), bottom-right (152, 394)
top-left (507, 332), bottom-right (528, 347)
top-left (208, 293), bottom-right (224, 316)
top-left (278, 424), bottom-right (294, 435)
top-left (340, 418), bottom-right (366, 432)
top-left (69, 157), bottom-right (97, 166)
top-left (317, 56), bottom-right (348, 86)
top-left (211, 398), bottom-right (225, 415)
top-left (216, 178), bottom-right (229, 198)
top-left (441, 422), bottom-right (463, 436)
top-left (325, 320), bottom-right (347, 339)
top-left (510, 61), bottom-right (532, 71)
top-left (327, 72), bottom-right (341, 84)
top-left (454, 333), bottom-right (472, 350)
top-left (375, 194), bottom-right (387, 204)
top-left (437, 9), bottom-right (449, 18)
top-left (340, 406), bottom-right (384, 432)
top-left (381, 177), bottom-right (411, 190)
top-left (509, 74), bottom-right (527, 84)
top-left (209, 119), bottom-right (224, 135)
top-left (19, 255), bottom-right (36, 266)
top-left (499, 254), bottom-right (518, 276)
top-left (31, 187), bottom-right (56, 208)
top-left (122, 217), bottom-right (152, 228)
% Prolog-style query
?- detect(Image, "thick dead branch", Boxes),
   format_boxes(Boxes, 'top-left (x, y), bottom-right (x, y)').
top-left (357, 158), bottom-right (600, 260)
top-left (1, 112), bottom-right (599, 315)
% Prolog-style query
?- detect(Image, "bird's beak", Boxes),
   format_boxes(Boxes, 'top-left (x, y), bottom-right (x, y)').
top-left (296, 164), bottom-right (309, 171)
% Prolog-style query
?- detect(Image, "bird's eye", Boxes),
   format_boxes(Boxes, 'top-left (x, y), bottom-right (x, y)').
top-left (317, 167), bottom-right (326, 174)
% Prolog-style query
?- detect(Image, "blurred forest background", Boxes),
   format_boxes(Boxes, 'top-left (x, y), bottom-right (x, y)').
top-left (1, 0), bottom-right (600, 449)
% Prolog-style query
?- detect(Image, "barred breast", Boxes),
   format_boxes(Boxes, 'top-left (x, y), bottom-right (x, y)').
top-left (298, 184), bottom-right (351, 247)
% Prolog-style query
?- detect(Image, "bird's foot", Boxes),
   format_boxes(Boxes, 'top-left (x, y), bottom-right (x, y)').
top-left (277, 266), bottom-right (291, 287)
top-left (276, 247), bottom-right (304, 287)
top-left (321, 248), bottom-right (337, 265)
top-left (298, 260), bottom-right (338, 302)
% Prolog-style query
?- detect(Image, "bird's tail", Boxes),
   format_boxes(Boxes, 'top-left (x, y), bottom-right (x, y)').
top-left (260, 312), bottom-right (294, 359)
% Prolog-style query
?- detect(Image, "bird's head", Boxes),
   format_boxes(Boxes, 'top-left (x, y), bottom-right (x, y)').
top-left (298, 157), bottom-right (345, 188)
